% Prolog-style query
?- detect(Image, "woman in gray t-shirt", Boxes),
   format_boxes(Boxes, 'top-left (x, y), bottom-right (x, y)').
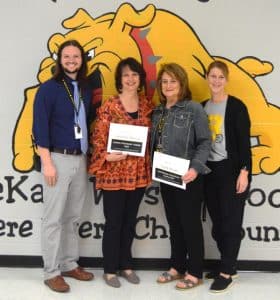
top-left (203, 60), bottom-right (251, 293)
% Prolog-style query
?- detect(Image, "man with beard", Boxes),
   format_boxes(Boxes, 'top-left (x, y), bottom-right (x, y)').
top-left (33, 40), bottom-right (94, 293)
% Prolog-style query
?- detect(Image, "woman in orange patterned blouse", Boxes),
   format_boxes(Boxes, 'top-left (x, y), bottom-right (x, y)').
top-left (88, 57), bottom-right (153, 288)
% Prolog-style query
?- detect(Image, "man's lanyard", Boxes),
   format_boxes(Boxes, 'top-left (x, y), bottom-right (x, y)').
top-left (62, 79), bottom-right (83, 117)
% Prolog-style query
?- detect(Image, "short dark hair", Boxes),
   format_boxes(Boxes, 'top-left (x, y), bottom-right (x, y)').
top-left (156, 63), bottom-right (192, 104)
top-left (115, 57), bottom-right (146, 93)
top-left (52, 39), bottom-right (88, 84)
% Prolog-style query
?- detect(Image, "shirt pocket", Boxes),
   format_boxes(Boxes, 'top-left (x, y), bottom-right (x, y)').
top-left (173, 111), bottom-right (191, 128)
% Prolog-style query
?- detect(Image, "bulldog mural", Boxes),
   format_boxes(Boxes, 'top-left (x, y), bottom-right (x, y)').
top-left (13, 3), bottom-right (280, 175)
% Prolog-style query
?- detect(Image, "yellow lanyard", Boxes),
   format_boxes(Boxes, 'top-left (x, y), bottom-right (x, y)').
top-left (62, 79), bottom-right (83, 116)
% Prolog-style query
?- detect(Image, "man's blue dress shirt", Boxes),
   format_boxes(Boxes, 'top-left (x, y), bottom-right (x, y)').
top-left (33, 76), bottom-right (92, 150)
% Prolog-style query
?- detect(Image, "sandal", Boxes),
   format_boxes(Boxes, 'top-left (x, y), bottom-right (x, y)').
top-left (157, 271), bottom-right (183, 284)
top-left (175, 278), bottom-right (203, 290)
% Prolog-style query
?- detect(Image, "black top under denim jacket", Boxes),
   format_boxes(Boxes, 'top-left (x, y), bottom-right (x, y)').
top-left (202, 95), bottom-right (252, 182)
top-left (151, 99), bottom-right (212, 175)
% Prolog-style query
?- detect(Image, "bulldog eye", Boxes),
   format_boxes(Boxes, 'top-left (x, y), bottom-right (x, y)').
top-left (52, 53), bottom-right (58, 61)
top-left (86, 49), bottom-right (95, 61)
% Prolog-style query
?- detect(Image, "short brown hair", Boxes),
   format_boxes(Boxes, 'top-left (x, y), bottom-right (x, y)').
top-left (156, 63), bottom-right (191, 104)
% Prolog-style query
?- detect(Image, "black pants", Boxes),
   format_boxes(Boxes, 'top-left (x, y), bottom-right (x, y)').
top-left (102, 188), bottom-right (145, 274)
top-left (204, 159), bottom-right (247, 275)
top-left (160, 176), bottom-right (204, 279)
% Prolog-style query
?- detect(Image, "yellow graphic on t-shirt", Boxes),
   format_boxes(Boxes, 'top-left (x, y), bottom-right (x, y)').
top-left (208, 114), bottom-right (223, 142)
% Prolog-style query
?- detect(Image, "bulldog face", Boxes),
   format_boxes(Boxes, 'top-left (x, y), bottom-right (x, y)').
top-left (13, 3), bottom-right (280, 175)
top-left (37, 6), bottom-right (155, 102)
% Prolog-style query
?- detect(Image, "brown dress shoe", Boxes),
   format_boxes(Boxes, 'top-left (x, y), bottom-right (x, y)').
top-left (44, 275), bottom-right (70, 293)
top-left (62, 267), bottom-right (94, 281)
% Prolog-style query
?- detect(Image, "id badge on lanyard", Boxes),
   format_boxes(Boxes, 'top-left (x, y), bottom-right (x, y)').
top-left (74, 124), bottom-right (83, 139)
top-left (62, 79), bottom-right (84, 140)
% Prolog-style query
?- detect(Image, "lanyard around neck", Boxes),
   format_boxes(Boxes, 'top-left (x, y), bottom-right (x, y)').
top-left (62, 79), bottom-right (83, 116)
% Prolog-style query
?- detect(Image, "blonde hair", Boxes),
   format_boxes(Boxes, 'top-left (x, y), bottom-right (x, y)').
top-left (206, 60), bottom-right (229, 80)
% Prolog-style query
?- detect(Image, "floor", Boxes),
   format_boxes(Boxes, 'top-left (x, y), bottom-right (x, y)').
top-left (0, 268), bottom-right (279, 300)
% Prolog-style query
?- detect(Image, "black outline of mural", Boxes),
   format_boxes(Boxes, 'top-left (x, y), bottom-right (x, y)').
top-left (13, 3), bottom-right (280, 175)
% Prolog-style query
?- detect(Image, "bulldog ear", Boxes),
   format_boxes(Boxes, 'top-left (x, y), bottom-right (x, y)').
top-left (237, 57), bottom-right (273, 77)
top-left (63, 8), bottom-right (95, 29)
top-left (111, 3), bottom-right (156, 32)
top-left (48, 33), bottom-right (65, 54)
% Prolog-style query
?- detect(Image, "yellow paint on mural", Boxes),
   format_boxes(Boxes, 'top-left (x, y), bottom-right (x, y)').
top-left (13, 3), bottom-right (280, 175)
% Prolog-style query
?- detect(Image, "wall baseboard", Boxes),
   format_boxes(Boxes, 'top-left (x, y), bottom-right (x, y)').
top-left (0, 256), bottom-right (279, 272)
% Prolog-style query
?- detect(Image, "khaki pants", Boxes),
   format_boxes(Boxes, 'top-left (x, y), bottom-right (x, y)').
top-left (41, 153), bottom-right (88, 280)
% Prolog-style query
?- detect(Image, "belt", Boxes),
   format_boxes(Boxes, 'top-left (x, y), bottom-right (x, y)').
top-left (51, 148), bottom-right (82, 155)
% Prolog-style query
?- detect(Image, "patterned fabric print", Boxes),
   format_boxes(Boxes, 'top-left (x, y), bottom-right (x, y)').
top-left (88, 95), bottom-right (153, 190)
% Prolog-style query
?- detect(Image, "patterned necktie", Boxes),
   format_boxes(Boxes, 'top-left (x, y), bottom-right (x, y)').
top-left (72, 81), bottom-right (88, 154)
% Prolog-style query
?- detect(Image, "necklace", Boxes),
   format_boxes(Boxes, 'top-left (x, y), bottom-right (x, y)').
top-left (156, 108), bottom-right (168, 152)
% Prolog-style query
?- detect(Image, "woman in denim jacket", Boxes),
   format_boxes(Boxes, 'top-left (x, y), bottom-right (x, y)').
top-left (152, 63), bottom-right (211, 290)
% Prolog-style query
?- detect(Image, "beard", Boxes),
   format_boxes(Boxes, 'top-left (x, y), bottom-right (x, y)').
top-left (62, 66), bottom-right (80, 76)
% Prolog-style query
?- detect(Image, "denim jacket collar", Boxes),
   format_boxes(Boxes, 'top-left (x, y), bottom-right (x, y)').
top-left (154, 99), bottom-right (189, 112)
